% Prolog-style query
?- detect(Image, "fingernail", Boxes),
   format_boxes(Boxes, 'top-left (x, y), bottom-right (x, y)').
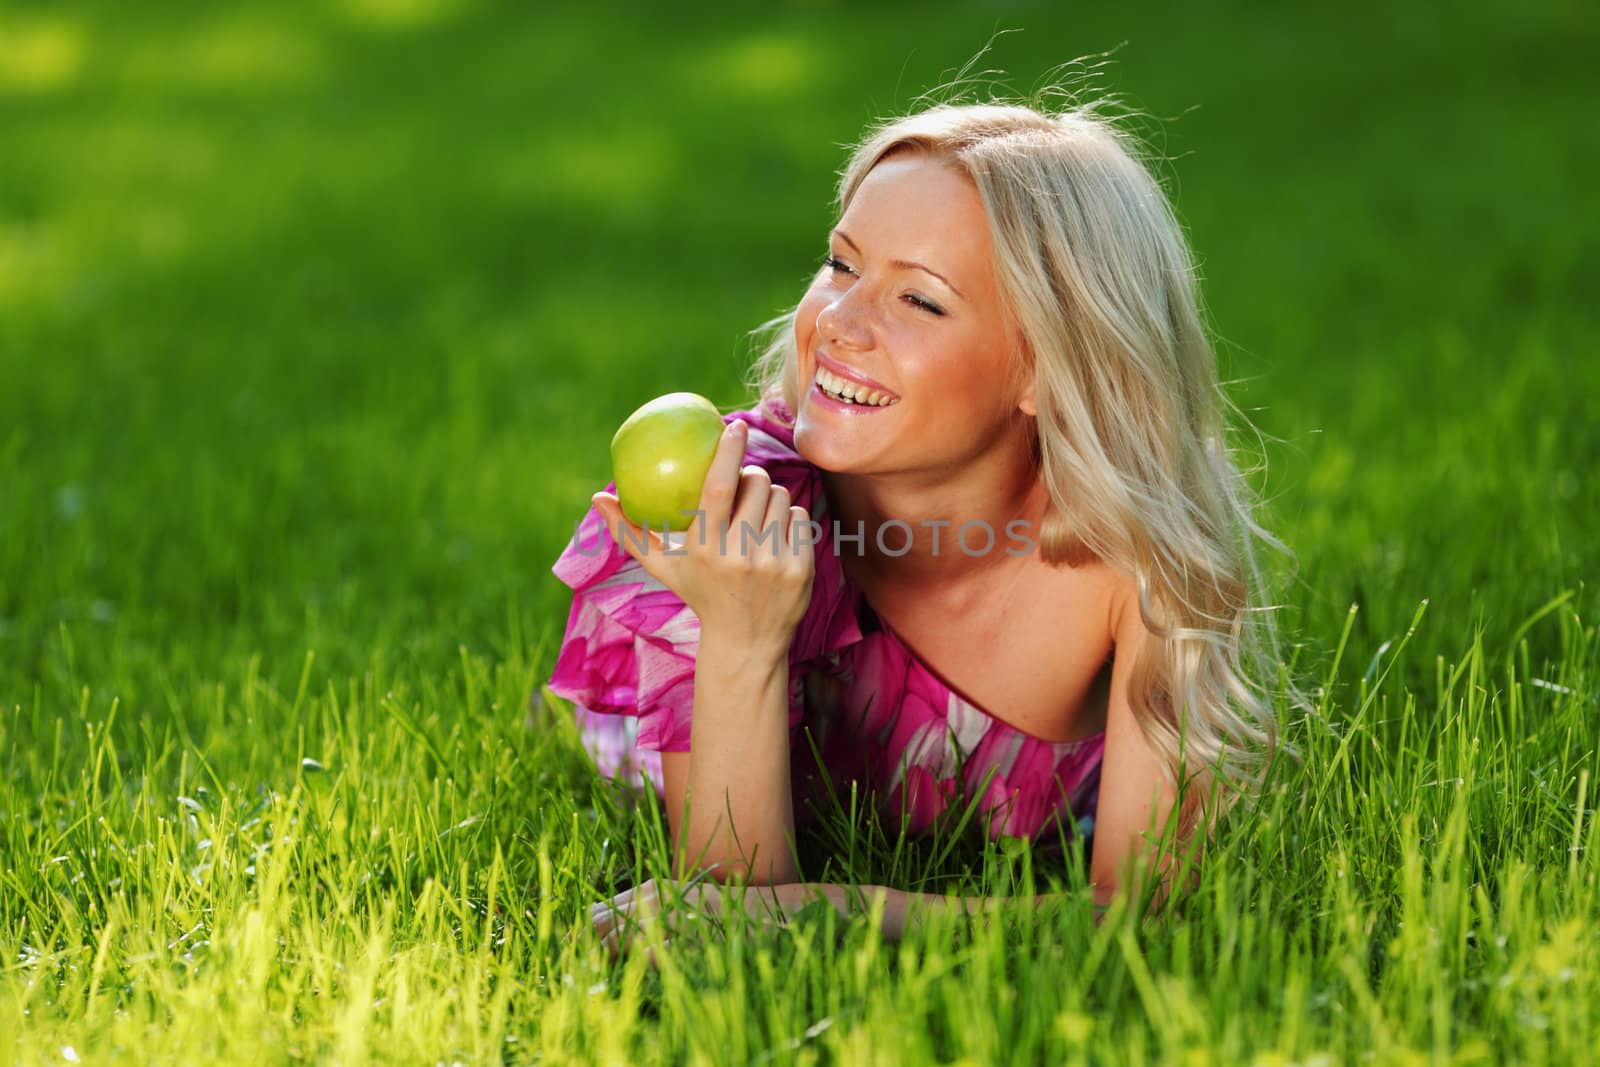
top-left (729, 419), bottom-right (747, 438)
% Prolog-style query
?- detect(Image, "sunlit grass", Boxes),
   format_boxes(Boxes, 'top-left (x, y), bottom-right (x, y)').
top-left (2, 0), bottom-right (1596, 1062)
top-left (3, 610), bottom-right (1594, 1061)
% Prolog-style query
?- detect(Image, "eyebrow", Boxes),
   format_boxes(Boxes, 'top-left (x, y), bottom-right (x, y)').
top-left (831, 229), bottom-right (966, 302)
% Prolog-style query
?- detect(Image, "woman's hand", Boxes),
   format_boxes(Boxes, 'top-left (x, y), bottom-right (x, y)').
top-left (590, 878), bottom-right (851, 958)
top-left (591, 419), bottom-right (815, 653)
top-left (589, 879), bottom-right (952, 959)
top-left (588, 876), bottom-right (1123, 960)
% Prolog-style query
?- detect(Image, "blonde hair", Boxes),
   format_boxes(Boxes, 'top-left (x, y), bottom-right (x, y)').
top-left (745, 85), bottom-right (1303, 854)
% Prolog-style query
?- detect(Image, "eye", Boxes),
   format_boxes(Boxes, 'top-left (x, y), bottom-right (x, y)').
top-left (820, 255), bottom-right (945, 316)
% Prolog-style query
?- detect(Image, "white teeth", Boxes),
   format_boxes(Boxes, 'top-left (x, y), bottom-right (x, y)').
top-left (816, 367), bottom-right (898, 407)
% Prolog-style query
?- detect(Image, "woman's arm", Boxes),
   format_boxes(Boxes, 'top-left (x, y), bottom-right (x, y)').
top-left (591, 420), bottom-right (815, 888)
top-left (660, 629), bottom-right (798, 885)
top-left (1087, 579), bottom-right (1190, 912)
top-left (788, 883), bottom-right (1119, 940)
top-left (592, 879), bottom-right (1119, 955)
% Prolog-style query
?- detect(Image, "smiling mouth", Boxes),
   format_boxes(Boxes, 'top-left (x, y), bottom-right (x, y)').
top-left (813, 366), bottom-right (899, 407)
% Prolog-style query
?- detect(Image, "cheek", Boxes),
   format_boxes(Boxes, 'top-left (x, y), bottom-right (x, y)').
top-left (793, 286), bottom-right (826, 347)
top-left (792, 285), bottom-right (833, 382)
top-left (915, 339), bottom-right (1013, 415)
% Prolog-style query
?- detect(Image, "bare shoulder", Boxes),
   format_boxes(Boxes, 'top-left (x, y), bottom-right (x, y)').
top-left (1031, 560), bottom-right (1148, 672)
top-left (1032, 554), bottom-right (1134, 645)
top-left (1102, 566), bottom-right (1142, 638)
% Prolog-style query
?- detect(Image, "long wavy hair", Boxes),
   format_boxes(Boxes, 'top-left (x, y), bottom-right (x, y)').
top-left (744, 90), bottom-right (1303, 856)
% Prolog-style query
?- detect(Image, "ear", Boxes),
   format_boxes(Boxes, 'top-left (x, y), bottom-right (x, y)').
top-left (1011, 371), bottom-right (1036, 412)
top-left (1011, 333), bottom-right (1038, 417)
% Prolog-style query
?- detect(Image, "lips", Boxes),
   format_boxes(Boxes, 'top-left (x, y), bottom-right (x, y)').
top-left (814, 366), bottom-right (898, 407)
top-left (809, 377), bottom-right (894, 416)
top-left (819, 351), bottom-right (896, 403)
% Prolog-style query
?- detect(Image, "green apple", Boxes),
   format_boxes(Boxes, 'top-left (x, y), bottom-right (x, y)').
top-left (610, 392), bottom-right (726, 531)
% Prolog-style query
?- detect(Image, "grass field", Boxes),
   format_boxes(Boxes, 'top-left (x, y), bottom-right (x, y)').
top-left (3, 0), bottom-right (1598, 1062)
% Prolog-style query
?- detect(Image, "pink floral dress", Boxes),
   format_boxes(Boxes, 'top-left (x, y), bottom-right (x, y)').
top-left (547, 401), bottom-right (1104, 841)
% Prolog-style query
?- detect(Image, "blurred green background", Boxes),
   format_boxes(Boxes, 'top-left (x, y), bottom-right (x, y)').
top-left (1, 0), bottom-right (1595, 794)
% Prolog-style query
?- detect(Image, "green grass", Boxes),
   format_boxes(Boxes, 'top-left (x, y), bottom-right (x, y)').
top-left (2, 0), bottom-right (1597, 1062)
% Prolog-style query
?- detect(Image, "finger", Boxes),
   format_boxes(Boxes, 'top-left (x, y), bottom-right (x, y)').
top-left (592, 493), bottom-right (663, 562)
top-left (693, 421), bottom-right (750, 542)
top-left (590, 882), bottom-right (640, 919)
top-left (598, 906), bottom-right (642, 957)
top-left (617, 914), bottom-right (669, 959)
top-left (590, 492), bottom-right (628, 548)
top-left (761, 482), bottom-right (792, 550)
top-left (603, 923), bottom-right (668, 966)
top-left (590, 881), bottom-right (651, 936)
top-left (591, 493), bottom-right (638, 547)
top-left (730, 465), bottom-right (775, 546)
top-left (789, 505), bottom-right (816, 567)
top-left (595, 880), bottom-right (662, 939)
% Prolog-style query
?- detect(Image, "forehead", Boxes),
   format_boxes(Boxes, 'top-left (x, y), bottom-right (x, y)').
top-left (839, 153), bottom-right (993, 259)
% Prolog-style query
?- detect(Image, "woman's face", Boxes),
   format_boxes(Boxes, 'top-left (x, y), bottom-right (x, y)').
top-left (792, 151), bottom-right (1034, 476)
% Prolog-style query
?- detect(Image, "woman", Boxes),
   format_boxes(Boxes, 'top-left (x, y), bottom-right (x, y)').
top-left (549, 96), bottom-right (1294, 949)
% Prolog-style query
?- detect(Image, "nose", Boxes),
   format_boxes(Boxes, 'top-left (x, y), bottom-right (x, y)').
top-left (813, 288), bottom-right (873, 350)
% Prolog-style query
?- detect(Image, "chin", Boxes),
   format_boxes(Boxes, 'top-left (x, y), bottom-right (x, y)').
top-left (792, 419), bottom-right (828, 468)
top-left (792, 417), bottom-right (852, 474)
